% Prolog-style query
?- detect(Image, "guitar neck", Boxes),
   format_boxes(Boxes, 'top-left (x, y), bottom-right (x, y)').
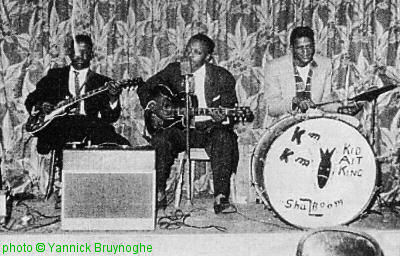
top-left (175, 107), bottom-right (234, 116)
top-left (59, 85), bottom-right (108, 109)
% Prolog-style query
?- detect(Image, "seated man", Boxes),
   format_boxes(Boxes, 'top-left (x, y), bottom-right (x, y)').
top-left (25, 34), bottom-right (130, 154)
top-left (137, 34), bottom-right (239, 214)
top-left (263, 26), bottom-right (359, 127)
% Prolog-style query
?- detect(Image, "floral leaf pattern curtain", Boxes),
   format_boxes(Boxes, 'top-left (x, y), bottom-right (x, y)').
top-left (1, 0), bottom-right (400, 201)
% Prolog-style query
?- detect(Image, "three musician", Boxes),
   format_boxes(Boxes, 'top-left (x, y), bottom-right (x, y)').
top-left (26, 28), bottom-right (372, 215)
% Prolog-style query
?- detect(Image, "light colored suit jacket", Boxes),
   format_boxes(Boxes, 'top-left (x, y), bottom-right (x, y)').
top-left (263, 54), bottom-right (338, 126)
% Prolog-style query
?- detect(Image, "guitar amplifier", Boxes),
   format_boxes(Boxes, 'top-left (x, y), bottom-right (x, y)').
top-left (61, 148), bottom-right (156, 230)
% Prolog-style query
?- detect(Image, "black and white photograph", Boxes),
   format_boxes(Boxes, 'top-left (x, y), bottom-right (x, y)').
top-left (0, 0), bottom-right (399, 255)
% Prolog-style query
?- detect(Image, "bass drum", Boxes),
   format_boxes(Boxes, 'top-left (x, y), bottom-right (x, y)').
top-left (251, 113), bottom-right (377, 229)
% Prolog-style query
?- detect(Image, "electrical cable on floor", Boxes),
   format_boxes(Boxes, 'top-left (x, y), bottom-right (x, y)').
top-left (18, 202), bottom-right (60, 219)
top-left (157, 208), bottom-right (227, 232)
top-left (1, 200), bottom-right (60, 232)
top-left (233, 205), bottom-right (301, 231)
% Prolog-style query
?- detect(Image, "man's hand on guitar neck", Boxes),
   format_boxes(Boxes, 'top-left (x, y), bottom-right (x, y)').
top-left (210, 108), bottom-right (227, 123)
top-left (107, 80), bottom-right (124, 103)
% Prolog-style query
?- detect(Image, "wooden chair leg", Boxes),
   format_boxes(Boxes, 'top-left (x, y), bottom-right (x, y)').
top-left (45, 150), bottom-right (62, 200)
top-left (190, 160), bottom-right (195, 202)
top-left (45, 150), bottom-right (56, 200)
top-left (230, 173), bottom-right (237, 204)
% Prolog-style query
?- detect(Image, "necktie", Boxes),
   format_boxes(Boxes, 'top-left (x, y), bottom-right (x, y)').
top-left (73, 71), bottom-right (81, 113)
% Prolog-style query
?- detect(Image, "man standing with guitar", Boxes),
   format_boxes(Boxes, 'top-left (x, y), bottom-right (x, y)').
top-left (25, 34), bottom-right (131, 155)
top-left (137, 34), bottom-right (240, 214)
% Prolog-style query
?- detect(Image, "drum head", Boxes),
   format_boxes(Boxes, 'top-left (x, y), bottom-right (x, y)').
top-left (252, 115), bottom-right (377, 229)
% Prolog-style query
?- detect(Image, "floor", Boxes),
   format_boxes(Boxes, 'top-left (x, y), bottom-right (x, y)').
top-left (2, 193), bottom-right (400, 234)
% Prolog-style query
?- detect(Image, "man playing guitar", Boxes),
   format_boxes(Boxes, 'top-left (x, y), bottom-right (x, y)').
top-left (25, 34), bottom-right (131, 154)
top-left (137, 34), bottom-right (240, 214)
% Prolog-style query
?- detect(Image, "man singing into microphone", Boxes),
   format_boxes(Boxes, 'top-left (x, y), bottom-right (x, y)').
top-left (137, 34), bottom-right (238, 214)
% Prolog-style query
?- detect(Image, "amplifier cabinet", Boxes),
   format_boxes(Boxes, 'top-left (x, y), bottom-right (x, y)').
top-left (61, 149), bottom-right (155, 230)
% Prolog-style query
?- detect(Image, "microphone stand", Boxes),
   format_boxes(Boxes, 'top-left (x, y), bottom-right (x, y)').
top-left (184, 74), bottom-right (193, 204)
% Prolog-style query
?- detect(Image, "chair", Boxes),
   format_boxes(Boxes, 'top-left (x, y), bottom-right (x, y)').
top-left (45, 142), bottom-right (83, 200)
top-left (174, 148), bottom-right (236, 208)
top-left (296, 227), bottom-right (383, 256)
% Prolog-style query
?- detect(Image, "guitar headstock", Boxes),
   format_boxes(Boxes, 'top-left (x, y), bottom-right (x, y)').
top-left (230, 106), bottom-right (254, 123)
top-left (120, 77), bottom-right (145, 89)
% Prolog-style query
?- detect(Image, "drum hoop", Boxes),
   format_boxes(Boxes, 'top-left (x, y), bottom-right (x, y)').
top-left (251, 114), bottom-right (379, 229)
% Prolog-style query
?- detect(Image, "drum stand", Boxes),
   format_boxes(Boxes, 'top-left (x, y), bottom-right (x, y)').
top-left (364, 99), bottom-right (385, 216)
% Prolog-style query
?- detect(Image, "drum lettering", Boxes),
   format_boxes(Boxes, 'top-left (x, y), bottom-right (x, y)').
top-left (337, 166), bottom-right (363, 177)
top-left (339, 155), bottom-right (351, 165)
top-left (284, 198), bottom-right (344, 216)
top-left (280, 148), bottom-right (294, 163)
top-left (285, 199), bottom-right (306, 210)
top-left (285, 199), bottom-right (293, 208)
top-left (343, 143), bottom-right (362, 155)
top-left (300, 198), bottom-right (323, 217)
top-left (295, 157), bottom-right (310, 166)
top-left (351, 169), bottom-right (363, 176)
top-left (308, 132), bottom-right (320, 140)
top-left (291, 126), bottom-right (306, 145)
top-left (339, 155), bottom-right (363, 165)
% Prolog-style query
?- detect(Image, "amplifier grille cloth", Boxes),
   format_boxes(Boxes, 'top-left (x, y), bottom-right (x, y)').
top-left (63, 173), bottom-right (152, 218)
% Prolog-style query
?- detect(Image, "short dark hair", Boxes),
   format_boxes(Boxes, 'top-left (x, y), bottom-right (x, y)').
top-left (65, 34), bottom-right (93, 55)
top-left (74, 34), bottom-right (93, 49)
top-left (188, 33), bottom-right (215, 55)
top-left (290, 26), bottom-right (315, 47)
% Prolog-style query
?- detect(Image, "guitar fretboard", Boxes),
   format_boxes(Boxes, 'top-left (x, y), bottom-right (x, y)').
top-left (59, 85), bottom-right (109, 109)
top-left (173, 107), bottom-right (240, 116)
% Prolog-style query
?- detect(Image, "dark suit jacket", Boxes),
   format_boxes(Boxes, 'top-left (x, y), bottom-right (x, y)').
top-left (137, 62), bottom-right (237, 109)
top-left (25, 66), bottom-right (121, 123)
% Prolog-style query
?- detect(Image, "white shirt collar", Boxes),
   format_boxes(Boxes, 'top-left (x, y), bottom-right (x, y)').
top-left (193, 64), bottom-right (206, 76)
top-left (70, 66), bottom-right (89, 76)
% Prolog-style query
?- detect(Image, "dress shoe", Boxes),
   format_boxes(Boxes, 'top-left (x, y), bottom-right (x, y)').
top-left (157, 191), bottom-right (167, 210)
top-left (214, 194), bottom-right (236, 214)
top-left (157, 196), bottom-right (167, 210)
top-left (214, 202), bottom-right (236, 214)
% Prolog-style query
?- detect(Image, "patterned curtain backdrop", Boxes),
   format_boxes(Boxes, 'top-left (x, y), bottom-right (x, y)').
top-left (1, 0), bottom-right (400, 202)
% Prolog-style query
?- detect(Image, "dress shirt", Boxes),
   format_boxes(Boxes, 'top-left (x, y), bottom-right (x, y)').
top-left (69, 67), bottom-right (117, 115)
top-left (192, 64), bottom-right (211, 122)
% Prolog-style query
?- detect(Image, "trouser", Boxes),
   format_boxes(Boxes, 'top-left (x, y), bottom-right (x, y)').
top-left (151, 126), bottom-right (239, 201)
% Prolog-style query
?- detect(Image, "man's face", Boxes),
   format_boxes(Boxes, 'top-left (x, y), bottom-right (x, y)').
top-left (292, 37), bottom-right (315, 67)
top-left (185, 40), bottom-right (210, 71)
top-left (69, 41), bottom-right (92, 70)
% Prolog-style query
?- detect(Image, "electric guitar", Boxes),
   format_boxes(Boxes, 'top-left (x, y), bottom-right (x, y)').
top-left (26, 78), bottom-right (144, 136)
top-left (144, 85), bottom-right (254, 134)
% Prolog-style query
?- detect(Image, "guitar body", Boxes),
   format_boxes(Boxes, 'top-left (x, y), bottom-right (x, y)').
top-left (25, 78), bottom-right (144, 136)
top-left (144, 88), bottom-right (188, 135)
top-left (26, 111), bottom-right (67, 136)
top-left (144, 85), bottom-right (254, 135)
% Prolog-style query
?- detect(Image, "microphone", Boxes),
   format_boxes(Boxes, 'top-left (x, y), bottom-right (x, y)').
top-left (180, 57), bottom-right (192, 76)
top-left (180, 57), bottom-right (193, 93)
